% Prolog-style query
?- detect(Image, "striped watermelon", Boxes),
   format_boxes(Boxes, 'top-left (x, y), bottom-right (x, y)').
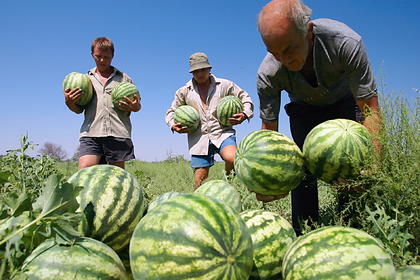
top-left (67, 165), bottom-right (145, 253)
top-left (282, 226), bottom-right (396, 279)
top-left (111, 82), bottom-right (140, 110)
top-left (129, 193), bottom-right (254, 280)
top-left (234, 130), bottom-right (305, 196)
top-left (18, 237), bottom-right (128, 280)
top-left (194, 179), bottom-right (242, 212)
top-left (396, 265), bottom-right (420, 280)
top-left (174, 105), bottom-right (200, 132)
top-left (147, 191), bottom-right (182, 212)
top-left (302, 118), bottom-right (374, 184)
top-left (217, 95), bottom-right (244, 126)
top-left (240, 210), bottom-right (296, 280)
top-left (62, 72), bottom-right (93, 106)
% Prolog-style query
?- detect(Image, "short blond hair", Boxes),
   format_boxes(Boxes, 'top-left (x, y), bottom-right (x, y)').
top-left (91, 37), bottom-right (115, 56)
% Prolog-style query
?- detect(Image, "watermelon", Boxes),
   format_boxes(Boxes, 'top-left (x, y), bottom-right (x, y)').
top-left (111, 82), bottom-right (140, 110)
top-left (62, 72), bottom-right (93, 106)
top-left (147, 191), bottom-right (182, 212)
top-left (217, 95), bottom-right (244, 126)
top-left (67, 165), bottom-right (145, 253)
top-left (17, 237), bottom-right (128, 280)
top-left (302, 118), bottom-right (374, 184)
top-left (174, 105), bottom-right (200, 132)
top-left (240, 210), bottom-right (296, 280)
top-left (194, 179), bottom-right (242, 212)
top-left (129, 193), bottom-right (254, 280)
top-left (234, 130), bottom-right (305, 196)
top-left (396, 265), bottom-right (420, 280)
top-left (282, 226), bottom-right (396, 279)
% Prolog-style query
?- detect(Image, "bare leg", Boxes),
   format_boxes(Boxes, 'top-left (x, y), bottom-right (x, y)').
top-left (194, 167), bottom-right (210, 190)
top-left (79, 155), bottom-right (101, 170)
top-left (220, 145), bottom-right (236, 177)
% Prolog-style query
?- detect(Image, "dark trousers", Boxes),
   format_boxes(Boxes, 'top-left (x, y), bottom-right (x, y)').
top-left (285, 95), bottom-right (362, 235)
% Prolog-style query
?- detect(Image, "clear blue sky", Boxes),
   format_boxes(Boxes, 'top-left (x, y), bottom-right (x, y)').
top-left (1, 0), bottom-right (419, 162)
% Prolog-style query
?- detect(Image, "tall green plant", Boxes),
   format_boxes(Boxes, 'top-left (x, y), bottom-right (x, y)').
top-left (0, 133), bottom-right (58, 198)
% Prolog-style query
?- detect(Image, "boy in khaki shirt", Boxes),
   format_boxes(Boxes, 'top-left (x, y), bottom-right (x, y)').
top-left (64, 37), bottom-right (141, 170)
top-left (166, 52), bottom-right (254, 189)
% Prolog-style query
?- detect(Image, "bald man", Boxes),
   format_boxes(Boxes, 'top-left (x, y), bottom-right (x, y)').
top-left (255, 0), bottom-right (380, 235)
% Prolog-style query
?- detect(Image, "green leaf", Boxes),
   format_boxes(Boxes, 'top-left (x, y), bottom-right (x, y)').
top-left (32, 174), bottom-right (82, 216)
top-left (4, 193), bottom-right (32, 217)
top-left (0, 171), bottom-right (11, 184)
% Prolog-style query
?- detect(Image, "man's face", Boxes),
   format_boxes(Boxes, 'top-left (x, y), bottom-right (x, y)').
top-left (261, 17), bottom-right (312, 72)
top-left (91, 46), bottom-right (113, 72)
top-left (192, 68), bottom-right (211, 84)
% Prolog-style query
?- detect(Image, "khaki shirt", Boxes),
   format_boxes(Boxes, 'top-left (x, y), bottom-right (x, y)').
top-left (79, 67), bottom-right (137, 139)
top-left (166, 74), bottom-right (254, 155)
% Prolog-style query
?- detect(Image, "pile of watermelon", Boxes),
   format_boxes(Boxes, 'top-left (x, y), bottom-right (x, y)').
top-left (12, 115), bottom-right (402, 279)
top-left (14, 163), bottom-right (402, 279)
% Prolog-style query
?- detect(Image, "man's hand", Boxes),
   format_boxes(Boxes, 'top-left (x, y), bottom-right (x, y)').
top-left (229, 113), bottom-right (247, 126)
top-left (119, 95), bottom-right (141, 112)
top-left (248, 188), bottom-right (289, 202)
top-left (171, 123), bottom-right (190, 134)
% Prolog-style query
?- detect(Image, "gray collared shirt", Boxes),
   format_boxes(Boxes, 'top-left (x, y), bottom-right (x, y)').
top-left (79, 66), bottom-right (137, 139)
top-left (166, 74), bottom-right (254, 155)
top-left (257, 18), bottom-right (377, 123)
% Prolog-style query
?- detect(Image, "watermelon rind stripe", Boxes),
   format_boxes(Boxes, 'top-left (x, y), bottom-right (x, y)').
top-left (62, 72), bottom-right (93, 106)
top-left (241, 210), bottom-right (296, 280)
top-left (217, 95), bottom-right (244, 126)
top-left (19, 238), bottom-right (128, 279)
top-left (302, 119), bottom-right (373, 183)
top-left (111, 82), bottom-right (140, 110)
top-left (234, 130), bottom-right (305, 195)
top-left (282, 226), bottom-right (396, 279)
top-left (67, 165), bottom-right (145, 253)
top-left (174, 105), bottom-right (200, 132)
top-left (130, 193), bottom-right (253, 280)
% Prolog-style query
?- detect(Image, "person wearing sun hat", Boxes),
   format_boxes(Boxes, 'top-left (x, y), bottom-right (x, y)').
top-left (166, 52), bottom-right (254, 189)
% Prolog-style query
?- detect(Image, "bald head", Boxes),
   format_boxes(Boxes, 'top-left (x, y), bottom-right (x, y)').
top-left (257, 0), bottom-right (312, 37)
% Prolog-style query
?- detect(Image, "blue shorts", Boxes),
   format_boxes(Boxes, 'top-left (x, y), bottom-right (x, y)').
top-left (79, 136), bottom-right (135, 163)
top-left (190, 135), bottom-right (236, 169)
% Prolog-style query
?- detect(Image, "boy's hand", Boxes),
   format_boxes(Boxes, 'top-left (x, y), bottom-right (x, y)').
top-left (229, 113), bottom-right (247, 126)
top-left (171, 123), bottom-right (190, 134)
top-left (119, 95), bottom-right (141, 112)
top-left (64, 87), bottom-right (83, 105)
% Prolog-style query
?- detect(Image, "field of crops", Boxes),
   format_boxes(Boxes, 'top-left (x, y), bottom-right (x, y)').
top-left (1, 86), bottom-right (420, 279)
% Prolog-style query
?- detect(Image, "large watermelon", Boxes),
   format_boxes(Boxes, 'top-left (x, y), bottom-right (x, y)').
top-left (302, 118), bottom-right (374, 184)
top-left (67, 165), bottom-right (145, 253)
top-left (217, 95), bottom-right (244, 126)
top-left (129, 193), bottom-right (254, 280)
top-left (234, 130), bottom-right (305, 196)
top-left (194, 179), bottom-right (242, 212)
top-left (62, 72), bottom-right (93, 106)
top-left (396, 265), bottom-right (420, 280)
top-left (111, 82), bottom-right (140, 110)
top-left (282, 226), bottom-right (396, 279)
top-left (147, 191), bottom-right (182, 212)
top-left (174, 105), bottom-right (200, 132)
top-left (240, 210), bottom-right (296, 280)
top-left (17, 237), bottom-right (128, 280)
